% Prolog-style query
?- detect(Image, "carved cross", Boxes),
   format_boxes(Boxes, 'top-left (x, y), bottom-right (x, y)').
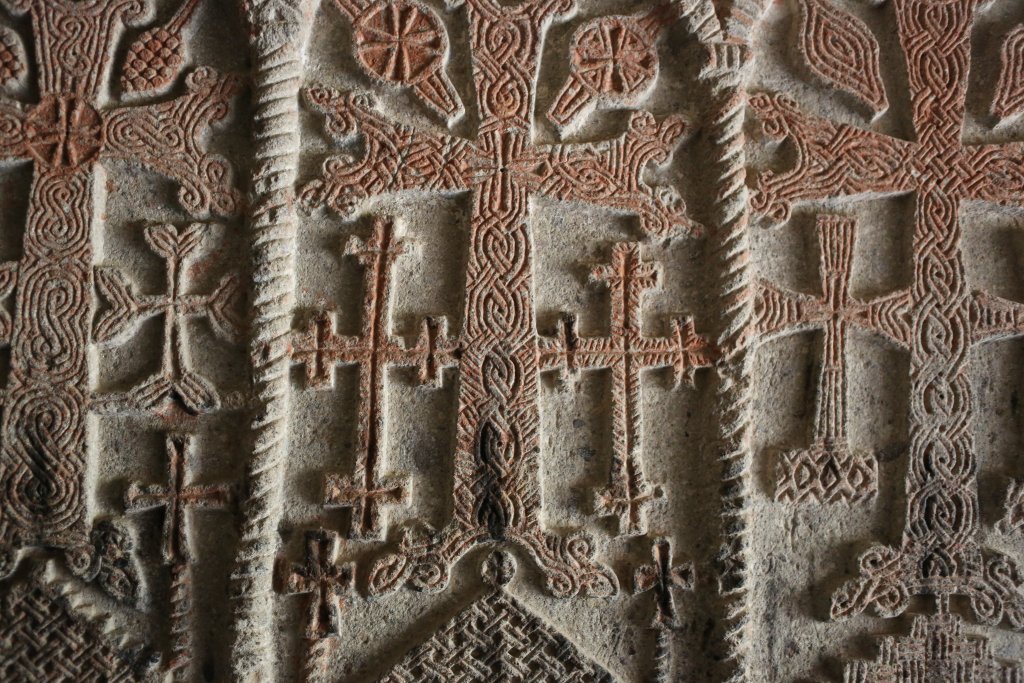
top-left (755, 215), bottom-right (909, 504)
top-left (274, 529), bottom-right (355, 639)
top-left (634, 538), bottom-right (693, 629)
top-left (94, 223), bottom-right (242, 414)
top-left (290, 217), bottom-right (458, 538)
top-left (750, 0), bottom-right (1024, 626)
top-left (540, 242), bottom-right (716, 536)
top-left (302, 0), bottom-right (699, 597)
top-left (124, 434), bottom-right (232, 565)
top-left (0, 0), bottom-right (238, 553)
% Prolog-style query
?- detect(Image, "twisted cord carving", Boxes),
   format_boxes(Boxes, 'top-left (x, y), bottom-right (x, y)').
top-left (705, 3), bottom-right (767, 677)
top-left (168, 562), bottom-right (193, 682)
top-left (230, 1), bottom-right (316, 680)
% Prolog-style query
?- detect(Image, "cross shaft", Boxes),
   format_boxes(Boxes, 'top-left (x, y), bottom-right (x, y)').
top-left (124, 435), bottom-right (231, 565)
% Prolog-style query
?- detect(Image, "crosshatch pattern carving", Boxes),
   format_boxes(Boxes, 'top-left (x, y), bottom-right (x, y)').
top-left (2, 0), bottom-right (1024, 681)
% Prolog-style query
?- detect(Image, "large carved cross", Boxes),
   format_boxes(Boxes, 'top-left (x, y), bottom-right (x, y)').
top-left (750, 0), bottom-right (1024, 627)
top-left (0, 0), bottom-right (238, 561)
top-left (289, 217), bottom-right (458, 538)
top-left (124, 434), bottom-right (232, 565)
top-left (755, 215), bottom-right (910, 504)
top-left (301, 0), bottom-right (698, 597)
top-left (539, 242), bottom-right (716, 536)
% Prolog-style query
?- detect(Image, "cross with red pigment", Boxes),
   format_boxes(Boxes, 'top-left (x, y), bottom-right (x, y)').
top-left (539, 242), bottom-right (716, 536)
top-left (124, 435), bottom-right (232, 565)
top-left (755, 215), bottom-right (912, 504)
top-left (633, 538), bottom-right (693, 630)
top-left (0, 0), bottom-right (238, 559)
top-left (301, 0), bottom-right (698, 598)
top-left (289, 217), bottom-right (458, 539)
top-left (274, 528), bottom-right (355, 639)
top-left (750, 0), bottom-right (1024, 627)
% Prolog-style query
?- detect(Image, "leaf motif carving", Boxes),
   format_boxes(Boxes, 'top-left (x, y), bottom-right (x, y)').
top-left (993, 25), bottom-right (1024, 120)
top-left (796, 0), bottom-right (888, 114)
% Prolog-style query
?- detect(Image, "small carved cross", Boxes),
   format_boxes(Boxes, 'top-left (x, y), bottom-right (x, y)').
top-left (634, 538), bottom-right (693, 629)
top-left (94, 223), bottom-right (242, 414)
top-left (124, 434), bottom-right (232, 565)
top-left (290, 217), bottom-right (458, 539)
top-left (541, 242), bottom-right (716, 536)
top-left (274, 529), bottom-right (355, 639)
top-left (755, 215), bottom-right (908, 504)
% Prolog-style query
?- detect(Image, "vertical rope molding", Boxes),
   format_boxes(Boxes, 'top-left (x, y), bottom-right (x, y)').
top-left (168, 562), bottom-right (193, 682)
top-left (232, 1), bottom-right (316, 679)
top-left (704, 2), bottom-right (766, 680)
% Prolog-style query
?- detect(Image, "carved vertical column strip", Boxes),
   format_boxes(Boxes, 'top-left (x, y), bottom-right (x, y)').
top-left (232, 1), bottom-right (316, 679)
top-left (705, 3), bottom-right (765, 676)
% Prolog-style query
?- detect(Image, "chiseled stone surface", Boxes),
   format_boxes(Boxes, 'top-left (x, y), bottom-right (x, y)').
top-left (0, 0), bottom-right (1023, 681)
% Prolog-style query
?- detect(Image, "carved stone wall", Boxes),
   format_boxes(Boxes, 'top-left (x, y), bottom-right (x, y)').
top-left (0, 0), bottom-right (1023, 682)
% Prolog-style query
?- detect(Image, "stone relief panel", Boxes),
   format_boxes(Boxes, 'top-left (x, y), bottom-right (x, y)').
top-left (1, 0), bottom-right (1024, 682)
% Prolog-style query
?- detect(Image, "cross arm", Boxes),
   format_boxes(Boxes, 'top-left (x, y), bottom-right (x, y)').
top-left (0, 96), bottom-right (26, 160)
top-left (102, 68), bottom-right (241, 217)
top-left (537, 313), bottom-right (623, 377)
top-left (299, 85), bottom-right (468, 217)
top-left (749, 93), bottom-right (915, 223)
top-left (971, 290), bottom-right (1024, 344)
top-left (532, 111), bottom-right (702, 238)
top-left (289, 311), bottom-right (370, 389)
top-left (754, 279), bottom-right (824, 340)
top-left (123, 482), bottom-right (168, 512)
top-left (967, 142), bottom-right (1024, 207)
top-left (849, 288), bottom-right (912, 349)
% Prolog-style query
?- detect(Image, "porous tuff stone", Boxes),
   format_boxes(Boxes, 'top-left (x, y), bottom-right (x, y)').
top-left (1, 0), bottom-right (1024, 682)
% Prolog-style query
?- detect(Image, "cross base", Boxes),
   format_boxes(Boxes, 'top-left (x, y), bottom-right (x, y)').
top-left (775, 441), bottom-right (877, 504)
top-left (832, 541), bottom-right (1024, 630)
top-left (367, 522), bottom-right (618, 598)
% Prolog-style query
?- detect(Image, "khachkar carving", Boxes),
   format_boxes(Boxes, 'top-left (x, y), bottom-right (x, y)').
top-left (95, 223), bottom-right (243, 414)
top-left (380, 551), bottom-right (613, 682)
top-left (539, 242), bottom-right (716, 535)
top-left (0, 572), bottom-right (150, 682)
top-left (755, 215), bottom-right (909, 504)
top-left (290, 217), bottom-right (458, 539)
top-left (274, 529), bottom-right (355, 682)
top-left (124, 434), bottom-right (232, 681)
top-left (0, 0), bottom-right (239, 582)
top-left (845, 602), bottom-right (1023, 683)
top-left (750, 0), bottom-right (1024, 657)
top-left (301, 0), bottom-right (703, 598)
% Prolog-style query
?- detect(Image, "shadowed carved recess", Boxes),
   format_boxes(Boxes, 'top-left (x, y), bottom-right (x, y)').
top-left (795, 0), bottom-right (887, 115)
top-left (379, 552), bottom-right (613, 682)
top-left (297, 0), bottom-right (706, 600)
top-left (754, 215), bottom-right (909, 504)
top-left (750, 0), bottom-right (1024, 647)
top-left (0, 0), bottom-right (240, 597)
